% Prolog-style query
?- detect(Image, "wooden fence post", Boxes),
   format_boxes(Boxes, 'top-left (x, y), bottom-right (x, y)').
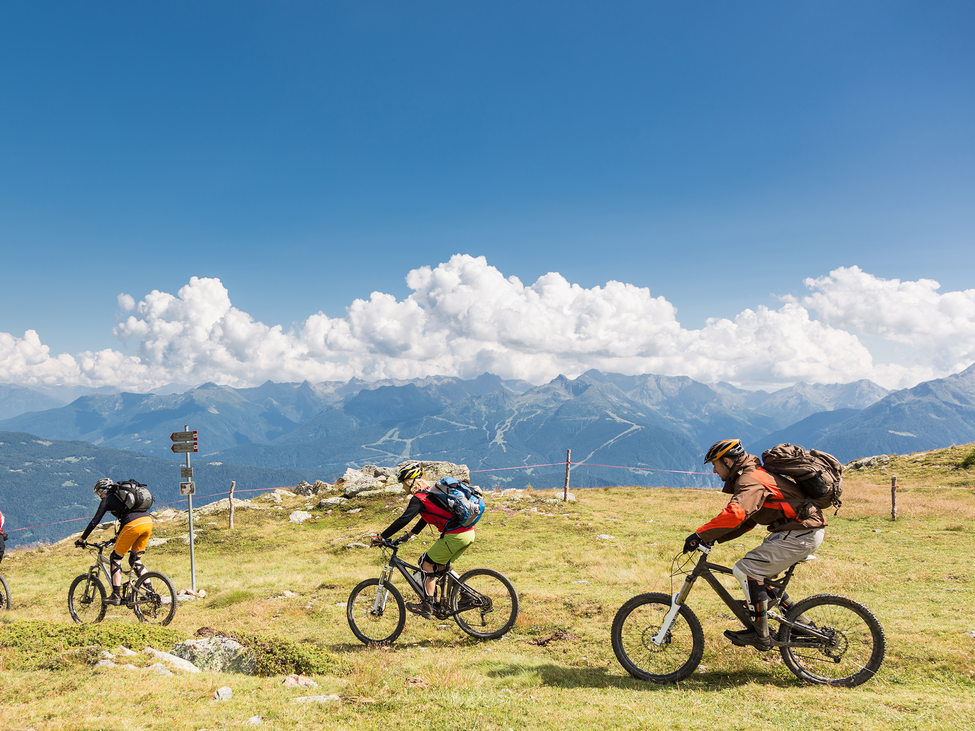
top-left (229, 480), bottom-right (236, 529)
top-left (563, 449), bottom-right (571, 501)
top-left (891, 476), bottom-right (897, 521)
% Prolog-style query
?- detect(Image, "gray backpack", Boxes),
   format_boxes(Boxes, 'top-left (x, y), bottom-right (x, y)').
top-left (761, 443), bottom-right (843, 514)
top-left (114, 479), bottom-right (154, 513)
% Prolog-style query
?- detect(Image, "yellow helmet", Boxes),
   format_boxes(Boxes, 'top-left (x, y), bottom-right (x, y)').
top-left (704, 439), bottom-right (745, 464)
top-left (397, 461), bottom-right (423, 483)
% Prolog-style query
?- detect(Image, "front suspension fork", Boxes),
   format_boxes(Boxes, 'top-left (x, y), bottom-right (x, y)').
top-left (371, 564), bottom-right (394, 614)
top-left (651, 573), bottom-right (697, 646)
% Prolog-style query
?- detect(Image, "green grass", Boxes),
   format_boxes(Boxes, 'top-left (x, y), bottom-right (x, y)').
top-left (1, 465), bottom-right (974, 730)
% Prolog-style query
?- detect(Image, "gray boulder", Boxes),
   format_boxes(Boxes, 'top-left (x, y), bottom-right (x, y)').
top-left (170, 636), bottom-right (257, 675)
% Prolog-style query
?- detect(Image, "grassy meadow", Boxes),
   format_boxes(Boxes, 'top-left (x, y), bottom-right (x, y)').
top-left (1, 445), bottom-right (974, 730)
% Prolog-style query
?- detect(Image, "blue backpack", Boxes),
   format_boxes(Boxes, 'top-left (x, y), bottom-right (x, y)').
top-left (426, 477), bottom-right (485, 531)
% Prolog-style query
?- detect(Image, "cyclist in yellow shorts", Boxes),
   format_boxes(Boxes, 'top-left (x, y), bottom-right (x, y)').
top-left (371, 462), bottom-right (476, 619)
top-left (75, 478), bottom-right (155, 605)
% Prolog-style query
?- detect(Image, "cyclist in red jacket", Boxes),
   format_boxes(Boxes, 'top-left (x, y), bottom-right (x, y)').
top-left (371, 462), bottom-right (476, 619)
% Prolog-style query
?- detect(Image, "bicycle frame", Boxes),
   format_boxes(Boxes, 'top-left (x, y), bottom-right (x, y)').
top-left (80, 540), bottom-right (139, 597)
top-left (372, 541), bottom-right (470, 619)
top-left (652, 546), bottom-right (828, 649)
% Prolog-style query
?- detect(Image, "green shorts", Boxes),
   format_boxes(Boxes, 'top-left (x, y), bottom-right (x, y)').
top-left (426, 530), bottom-right (475, 566)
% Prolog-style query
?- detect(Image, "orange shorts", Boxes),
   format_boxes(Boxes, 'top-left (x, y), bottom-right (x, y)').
top-left (115, 516), bottom-right (153, 555)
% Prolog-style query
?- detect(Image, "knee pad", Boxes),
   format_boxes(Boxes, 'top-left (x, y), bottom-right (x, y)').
top-left (732, 563), bottom-right (750, 599)
top-left (419, 553), bottom-right (447, 576)
top-left (733, 565), bottom-right (768, 608)
top-left (128, 550), bottom-right (146, 568)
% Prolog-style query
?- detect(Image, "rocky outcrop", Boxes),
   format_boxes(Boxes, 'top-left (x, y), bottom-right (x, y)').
top-left (845, 455), bottom-right (892, 471)
top-left (338, 461), bottom-right (470, 497)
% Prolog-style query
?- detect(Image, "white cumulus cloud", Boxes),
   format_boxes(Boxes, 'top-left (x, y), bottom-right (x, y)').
top-left (0, 256), bottom-right (972, 392)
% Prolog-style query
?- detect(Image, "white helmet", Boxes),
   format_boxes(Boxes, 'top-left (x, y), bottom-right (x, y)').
top-left (93, 478), bottom-right (115, 497)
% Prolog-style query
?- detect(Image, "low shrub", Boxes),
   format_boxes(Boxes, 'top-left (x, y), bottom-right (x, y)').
top-left (959, 448), bottom-right (975, 469)
top-left (0, 621), bottom-right (184, 670)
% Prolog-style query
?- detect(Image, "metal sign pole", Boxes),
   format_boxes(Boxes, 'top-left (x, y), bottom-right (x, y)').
top-left (171, 426), bottom-right (198, 593)
top-left (185, 424), bottom-right (196, 592)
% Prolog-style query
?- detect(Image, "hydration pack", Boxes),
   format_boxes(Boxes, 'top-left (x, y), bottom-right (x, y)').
top-left (761, 443), bottom-right (843, 514)
top-left (426, 477), bottom-right (485, 531)
top-left (115, 479), bottom-right (154, 513)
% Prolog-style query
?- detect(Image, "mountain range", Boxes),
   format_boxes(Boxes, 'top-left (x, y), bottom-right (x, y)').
top-left (5, 363), bottom-right (975, 546)
top-left (0, 430), bottom-right (312, 547)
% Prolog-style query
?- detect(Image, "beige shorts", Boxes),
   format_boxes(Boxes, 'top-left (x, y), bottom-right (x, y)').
top-left (735, 528), bottom-right (825, 581)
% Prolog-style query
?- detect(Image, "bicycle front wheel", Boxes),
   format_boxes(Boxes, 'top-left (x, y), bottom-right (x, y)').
top-left (778, 593), bottom-right (886, 687)
top-left (0, 575), bottom-right (10, 611)
top-left (611, 592), bottom-right (705, 683)
top-left (347, 578), bottom-right (406, 645)
top-left (133, 572), bottom-right (177, 626)
top-left (451, 568), bottom-right (519, 640)
top-left (68, 574), bottom-right (107, 624)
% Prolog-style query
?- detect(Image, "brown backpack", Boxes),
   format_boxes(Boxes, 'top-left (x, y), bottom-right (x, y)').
top-left (761, 443), bottom-right (843, 514)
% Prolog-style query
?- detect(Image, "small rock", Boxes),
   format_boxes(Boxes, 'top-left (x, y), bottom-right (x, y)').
top-left (345, 542), bottom-right (368, 549)
top-left (99, 650), bottom-right (115, 660)
top-left (214, 686), bottom-right (233, 701)
top-left (346, 508), bottom-right (363, 514)
top-left (95, 659), bottom-right (116, 668)
top-left (282, 590), bottom-right (298, 598)
top-left (114, 646), bottom-right (139, 657)
top-left (571, 580), bottom-right (590, 584)
top-left (246, 716), bottom-right (263, 725)
top-left (964, 631), bottom-right (975, 639)
top-left (149, 663), bottom-right (174, 676)
top-left (319, 497), bottom-right (347, 508)
top-left (595, 534), bottom-right (615, 540)
top-left (289, 510), bottom-right (313, 524)
top-left (283, 674), bottom-right (319, 688)
top-left (142, 647), bottom-right (201, 673)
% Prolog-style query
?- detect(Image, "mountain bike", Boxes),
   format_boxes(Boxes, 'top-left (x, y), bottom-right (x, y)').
top-left (347, 535), bottom-right (519, 645)
top-left (611, 543), bottom-right (885, 687)
top-left (68, 539), bottom-right (177, 626)
top-left (0, 574), bottom-right (10, 611)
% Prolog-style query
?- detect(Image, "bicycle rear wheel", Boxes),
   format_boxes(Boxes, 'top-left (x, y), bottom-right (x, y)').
top-left (68, 574), bottom-right (107, 624)
top-left (0, 575), bottom-right (10, 611)
top-left (347, 578), bottom-right (406, 645)
top-left (611, 592), bottom-right (705, 683)
top-left (778, 593), bottom-right (886, 687)
top-left (133, 571), bottom-right (177, 626)
top-left (451, 568), bottom-right (519, 639)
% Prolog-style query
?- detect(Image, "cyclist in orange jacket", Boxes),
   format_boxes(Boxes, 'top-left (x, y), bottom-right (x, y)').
top-left (683, 439), bottom-right (827, 650)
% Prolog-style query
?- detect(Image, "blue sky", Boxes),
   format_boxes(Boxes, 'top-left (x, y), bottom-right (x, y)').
top-left (2, 2), bottom-right (974, 392)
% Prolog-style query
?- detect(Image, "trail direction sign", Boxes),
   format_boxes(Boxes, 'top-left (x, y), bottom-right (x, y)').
top-left (171, 430), bottom-right (198, 453)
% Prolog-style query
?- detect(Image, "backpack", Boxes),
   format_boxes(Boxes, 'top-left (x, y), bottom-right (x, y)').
top-left (425, 477), bottom-right (485, 531)
top-left (761, 443), bottom-right (843, 514)
top-left (114, 479), bottom-right (154, 513)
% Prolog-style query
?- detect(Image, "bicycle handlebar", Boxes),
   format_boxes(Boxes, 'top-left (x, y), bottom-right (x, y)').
top-left (78, 538), bottom-right (116, 550)
top-left (374, 534), bottom-right (410, 549)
